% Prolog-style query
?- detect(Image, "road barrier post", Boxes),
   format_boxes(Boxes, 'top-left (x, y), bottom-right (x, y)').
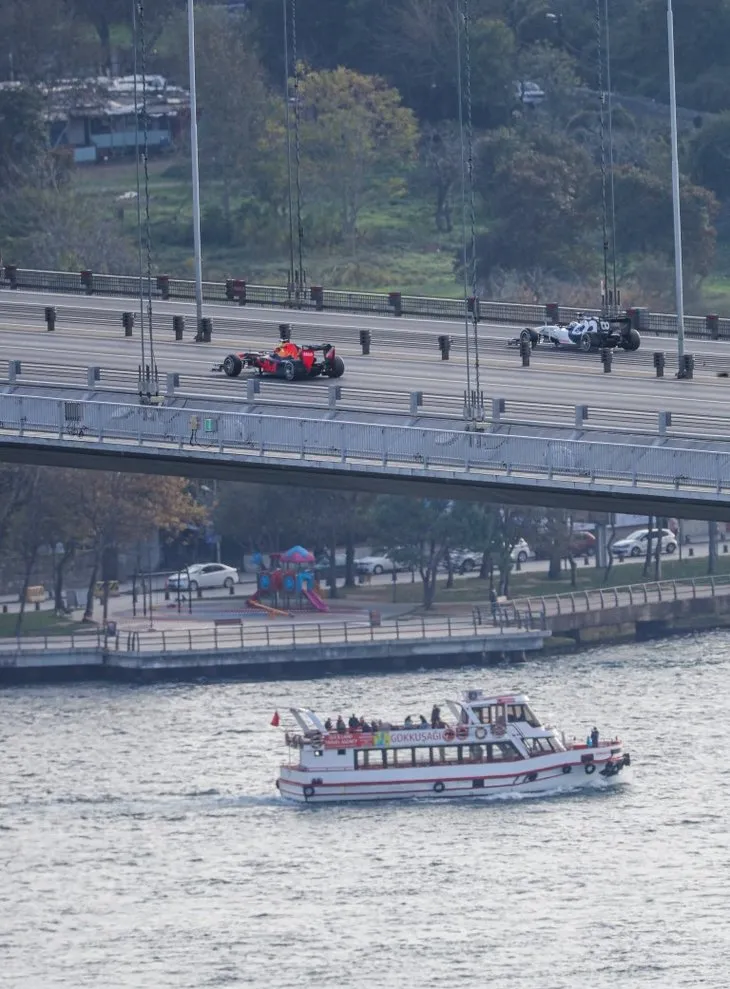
top-left (600, 348), bottom-right (612, 373)
top-left (360, 329), bottom-right (371, 355)
top-left (157, 274), bottom-right (170, 300)
top-left (196, 317), bottom-right (212, 343)
top-left (409, 391), bottom-right (423, 415)
top-left (4, 264), bottom-right (17, 289)
top-left (678, 353), bottom-right (694, 379)
top-left (491, 397), bottom-right (505, 424)
top-left (7, 360), bottom-right (20, 383)
top-left (279, 323), bottom-right (291, 342)
top-left (311, 286), bottom-right (324, 311)
top-left (122, 311), bottom-right (134, 336)
top-left (328, 385), bottom-right (341, 410)
top-left (172, 315), bottom-right (184, 340)
top-left (438, 334), bottom-right (451, 360)
top-left (86, 367), bottom-right (100, 387)
top-left (575, 404), bottom-right (588, 427)
top-left (237, 280), bottom-right (247, 305)
top-left (545, 302), bottom-right (559, 324)
top-left (166, 373), bottom-right (180, 397)
top-left (706, 314), bottom-right (719, 340)
top-left (658, 411), bottom-right (672, 435)
top-left (467, 297), bottom-right (481, 322)
top-left (388, 291), bottom-right (402, 317)
top-left (653, 351), bottom-right (665, 377)
top-left (520, 337), bottom-right (531, 366)
top-left (246, 377), bottom-right (261, 402)
top-left (80, 269), bottom-right (93, 295)
top-left (44, 306), bottom-right (56, 331)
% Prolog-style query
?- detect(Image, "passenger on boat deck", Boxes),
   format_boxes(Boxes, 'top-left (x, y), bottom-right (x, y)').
top-left (324, 718), bottom-right (333, 731)
top-left (430, 705), bottom-right (441, 728)
top-left (419, 715), bottom-right (429, 727)
top-left (336, 715), bottom-right (347, 732)
top-left (359, 717), bottom-right (373, 732)
top-left (371, 718), bottom-right (381, 731)
top-left (591, 726), bottom-right (600, 748)
top-left (348, 713), bottom-right (360, 730)
top-left (404, 715), bottom-right (414, 727)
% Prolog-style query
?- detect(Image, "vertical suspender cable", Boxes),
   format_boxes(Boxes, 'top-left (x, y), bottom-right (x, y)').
top-left (132, 0), bottom-right (146, 384)
top-left (595, 0), bottom-right (610, 311)
top-left (463, 0), bottom-right (481, 400)
top-left (282, 0), bottom-right (296, 298)
top-left (455, 0), bottom-right (472, 402)
top-left (604, 0), bottom-right (619, 307)
top-left (137, 0), bottom-right (157, 394)
top-left (291, 0), bottom-right (305, 301)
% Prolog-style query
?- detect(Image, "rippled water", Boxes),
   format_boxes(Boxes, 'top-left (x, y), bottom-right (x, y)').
top-left (2, 633), bottom-right (729, 989)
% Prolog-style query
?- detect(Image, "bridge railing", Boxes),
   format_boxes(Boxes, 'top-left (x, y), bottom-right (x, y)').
top-left (2, 266), bottom-right (729, 338)
top-left (2, 394), bottom-right (730, 494)
top-left (507, 573), bottom-right (730, 619)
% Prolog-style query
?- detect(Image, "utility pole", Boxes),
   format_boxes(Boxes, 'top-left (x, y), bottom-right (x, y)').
top-left (187, 0), bottom-right (204, 332)
top-left (667, 0), bottom-right (686, 367)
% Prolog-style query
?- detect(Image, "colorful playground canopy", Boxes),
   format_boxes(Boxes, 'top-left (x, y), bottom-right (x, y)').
top-left (281, 545), bottom-right (315, 564)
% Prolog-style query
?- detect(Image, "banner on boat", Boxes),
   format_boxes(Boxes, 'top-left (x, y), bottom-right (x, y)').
top-left (324, 728), bottom-right (457, 748)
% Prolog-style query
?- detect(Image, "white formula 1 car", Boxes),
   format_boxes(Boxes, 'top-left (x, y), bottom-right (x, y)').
top-left (511, 314), bottom-right (641, 352)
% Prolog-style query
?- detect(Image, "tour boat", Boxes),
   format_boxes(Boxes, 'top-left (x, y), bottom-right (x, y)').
top-left (276, 689), bottom-right (631, 803)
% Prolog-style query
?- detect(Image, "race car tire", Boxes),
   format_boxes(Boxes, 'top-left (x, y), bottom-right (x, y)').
top-left (223, 354), bottom-right (243, 377)
top-left (327, 355), bottom-right (345, 378)
top-left (625, 328), bottom-right (641, 351)
top-left (579, 334), bottom-right (593, 352)
top-left (282, 360), bottom-right (296, 381)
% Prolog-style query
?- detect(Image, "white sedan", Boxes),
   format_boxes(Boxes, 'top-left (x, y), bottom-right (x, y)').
top-left (355, 555), bottom-right (407, 575)
top-left (167, 563), bottom-right (239, 592)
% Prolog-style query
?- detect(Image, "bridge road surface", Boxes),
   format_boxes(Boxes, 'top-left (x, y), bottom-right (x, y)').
top-left (1, 290), bottom-right (730, 425)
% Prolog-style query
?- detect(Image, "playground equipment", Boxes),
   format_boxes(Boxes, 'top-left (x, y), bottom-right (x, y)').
top-left (253, 545), bottom-right (330, 613)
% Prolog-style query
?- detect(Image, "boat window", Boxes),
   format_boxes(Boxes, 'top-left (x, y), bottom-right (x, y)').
top-left (468, 744), bottom-right (486, 762)
top-left (490, 741), bottom-right (523, 761)
top-left (524, 737), bottom-right (554, 755)
top-left (524, 705), bottom-right (541, 727)
top-left (414, 746), bottom-right (431, 764)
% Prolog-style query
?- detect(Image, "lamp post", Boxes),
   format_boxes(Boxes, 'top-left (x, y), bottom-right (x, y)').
top-left (667, 0), bottom-right (686, 367)
top-left (187, 0), bottom-right (204, 332)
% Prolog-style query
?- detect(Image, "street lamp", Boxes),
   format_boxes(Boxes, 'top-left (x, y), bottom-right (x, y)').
top-left (667, 0), bottom-right (686, 369)
top-left (187, 0), bottom-right (204, 333)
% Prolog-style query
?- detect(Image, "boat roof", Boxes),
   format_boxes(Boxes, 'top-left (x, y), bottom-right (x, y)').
top-left (461, 690), bottom-right (529, 706)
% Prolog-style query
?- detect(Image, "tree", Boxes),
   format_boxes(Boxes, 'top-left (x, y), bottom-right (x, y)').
top-left (0, 0), bottom-right (81, 82)
top-left (691, 113), bottom-right (730, 202)
top-left (418, 121), bottom-right (463, 232)
top-left (298, 66), bottom-right (419, 241)
top-left (371, 496), bottom-right (454, 609)
top-left (159, 7), bottom-right (270, 235)
top-left (0, 88), bottom-right (48, 183)
top-left (67, 0), bottom-right (179, 72)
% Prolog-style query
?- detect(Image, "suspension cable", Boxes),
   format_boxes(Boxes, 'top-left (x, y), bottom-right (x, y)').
top-left (291, 0), bottom-right (305, 301)
top-left (131, 0), bottom-right (146, 380)
top-left (604, 0), bottom-right (619, 307)
top-left (282, 0), bottom-right (295, 296)
top-left (595, 0), bottom-right (610, 311)
top-left (455, 0), bottom-right (472, 402)
top-left (137, 0), bottom-right (157, 396)
top-left (463, 0), bottom-right (481, 399)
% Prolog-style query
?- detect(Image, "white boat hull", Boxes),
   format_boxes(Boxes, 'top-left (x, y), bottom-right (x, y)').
top-left (277, 756), bottom-right (629, 804)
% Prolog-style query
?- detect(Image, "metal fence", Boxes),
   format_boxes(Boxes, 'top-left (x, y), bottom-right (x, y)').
top-left (2, 394), bottom-right (730, 495)
top-left (3, 265), bottom-right (730, 339)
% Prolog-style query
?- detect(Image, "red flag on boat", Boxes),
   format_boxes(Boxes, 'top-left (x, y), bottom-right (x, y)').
top-left (270, 711), bottom-right (280, 727)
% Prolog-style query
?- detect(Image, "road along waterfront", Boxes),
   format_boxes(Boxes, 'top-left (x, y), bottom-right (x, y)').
top-left (1, 633), bottom-right (727, 988)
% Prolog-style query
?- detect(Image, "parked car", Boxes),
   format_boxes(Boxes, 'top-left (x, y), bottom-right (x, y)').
top-left (355, 554), bottom-right (407, 575)
top-left (611, 529), bottom-right (677, 559)
top-left (448, 540), bottom-right (534, 573)
top-left (534, 531), bottom-right (596, 560)
top-left (167, 563), bottom-right (239, 591)
top-left (314, 552), bottom-right (348, 577)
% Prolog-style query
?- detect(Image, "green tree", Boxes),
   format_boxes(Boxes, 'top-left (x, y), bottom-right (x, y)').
top-left (0, 88), bottom-right (48, 182)
top-left (691, 113), bottom-right (730, 202)
top-left (298, 66), bottom-right (419, 240)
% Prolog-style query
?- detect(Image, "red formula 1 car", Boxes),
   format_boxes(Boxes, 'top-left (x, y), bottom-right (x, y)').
top-left (214, 341), bottom-right (345, 381)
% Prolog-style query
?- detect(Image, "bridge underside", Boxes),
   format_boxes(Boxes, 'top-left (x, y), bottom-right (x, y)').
top-left (2, 439), bottom-right (729, 523)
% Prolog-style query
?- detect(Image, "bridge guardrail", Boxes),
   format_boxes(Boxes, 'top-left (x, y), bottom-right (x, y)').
top-left (1, 394), bottom-right (730, 496)
top-left (2, 266), bottom-right (729, 339)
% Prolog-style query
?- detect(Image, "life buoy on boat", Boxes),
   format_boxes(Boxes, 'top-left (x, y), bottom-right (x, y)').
top-left (433, 781), bottom-right (445, 793)
top-left (303, 785), bottom-right (315, 797)
top-left (474, 727), bottom-right (487, 740)
top-left (584, 763), bottom-right (596, 775)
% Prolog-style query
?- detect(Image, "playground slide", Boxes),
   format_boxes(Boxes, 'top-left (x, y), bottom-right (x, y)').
top-left (303, 588), bottom-right (329, 613)
top-left (247, 597), bottom-right (291, 618)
